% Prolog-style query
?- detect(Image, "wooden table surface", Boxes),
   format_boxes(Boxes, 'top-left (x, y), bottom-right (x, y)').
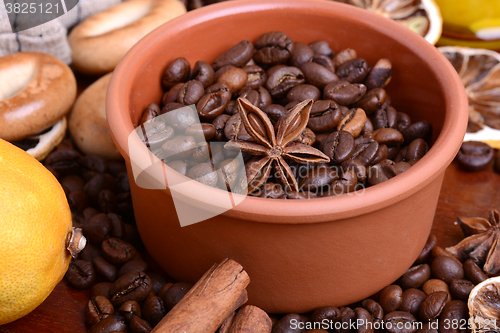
top-left (1, 74), bottom-right (499, 332)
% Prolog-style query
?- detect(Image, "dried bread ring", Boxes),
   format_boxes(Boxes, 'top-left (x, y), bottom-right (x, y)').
top-left (68, 0), bottom-right (187, 75)
top-left (0, 52), bottom-right (76, 144)
top-left (69, 72), bottom-right (121, 160)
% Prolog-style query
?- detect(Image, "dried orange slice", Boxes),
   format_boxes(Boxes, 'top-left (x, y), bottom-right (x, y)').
top-left (439, 46), bottom-right (500, 149)
top-left (468, 277), bottom-right (500, 333)
top-left (334, 0), bottom-right (443, 44)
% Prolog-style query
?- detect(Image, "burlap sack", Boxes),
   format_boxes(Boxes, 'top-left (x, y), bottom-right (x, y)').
top-left (0, 0), bottom-right (123, 64)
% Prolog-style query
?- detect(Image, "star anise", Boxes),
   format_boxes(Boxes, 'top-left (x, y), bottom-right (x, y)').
top-left (446, 210), bottom-right (500, 276)
top-left (224, 97), bottom-right (330, 194)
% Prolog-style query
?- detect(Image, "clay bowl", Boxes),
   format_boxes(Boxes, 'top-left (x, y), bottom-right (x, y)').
top-left (106, 0), bottom-right (468, 313)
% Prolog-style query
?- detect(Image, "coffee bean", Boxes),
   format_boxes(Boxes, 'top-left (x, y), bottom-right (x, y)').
top-left (254, 31), bottom-right (293, 65)
top-left (177, 80), bottom-right (205, 105)
top-left (402, 121), bottom-right (432, 144)
top-left (187, 162), bottom-right (218, 187)
top-left (162, 282), bottom-right (193, 311)
top-left (438, 300), bottom-right (468, 333)
top-left (398, 264), bottom-right (431, 289)
top-left (272, 313), bottom-right (307, 333)
top-left (326, 169), bottom-right (358, 195)
top-left (298, 165), bottom-right (339, 192)
top-left (361, 299), bottom-right (384, 322)
top-left (107, 213), bottom-right (125, 239)
top-left (338, 108), bottom-right (367, 138)
top-left (431, 256), bottom-right (464, 284)
top-left (337, 307), bottom-right (356, 333)
top-left (85, 295), bottom-right (114, 326)
top-left (336, 57), bottom-right (369, 83)
top-left (61, 175), bottom-right (86, 194)
top-left (84, 174), bottom-right (118, 203)
top-left (161, 135), bottom-right (197, 161)
top-left (102, 238), bottom-right (137, 265)
top-left (355, 307), bottom-right (374, 333)
top-left (88, 315), bottom-right (127, 333)
top-left (68, 190), bottom-right (89, 213)
top-left (379, 285), bottom-right (403, 313)
top-left (98, 189), bottom-right (117, 214)
top-left (130, 316), bottom-right (153, 333)
top-left (463, 259), bottom-right (488, 284)
top-left (93, 256), bottom-right (118, 282)
top-left (396, 112), bottom-right (412, 133)
top-left (419, 291), bottom-right (448, 321)
top-left (368, 159), bottom-right (396, 186)
top-left (217, 67), bottom-right (248, 93)
top-left (449, 279), bottom-right (474, 302)
top-left (118, 258), bottom-right (149, 278)
top-left (157, 282), bottom-right (173, 301)
top-left (310, 40), bottom-right (333, 57)
top-left (162, 57), bottom-right (190, 89)
top-left (333, 48), bottom-right (357, 67)
top-left (415, 235), bottom-right (437, 265)
top-left (324, 81), bottom-right (366, 106)
top-left (301, 62), bottom-right (338, 89)
top-left (224, 113), bottom-right (254, 141)
top-left (400, 288), bottom-right (426, 318)
top-left (422, 279), bottom-right (451, 302)
top-left (308, 100), bottom-right (342, 132)
top-left (139, 103), bottom-right (161, 126)
top-left (322, 131), bottom-right (355, 164)
top-left (212, 114), bottom-right (231, 141)
top-left (364, 58), bottom-right (392, 90)
top-left (456, 141), bottom-right (494, 171)
top-left (310, 306), bottom-right (341, 323)
top-left (373, 107), bottom-right (397, 130)
top-left (213, 40), bottom-right (254, 70)
top-left (372, 128), bottom-right (404, 146)
top-left (91, 282), bottom-right (113, 299)
top-left (243, 65), bottom-right (267, 89)
top-left (290, 42), bottom-right (314, 67)
top-left (142, 295), bottom-right (166, 326)
top-left (394, 161), bottom-right (411, 175)
top-left (266, 66), bottom-right (305, 98)
top-left (83, 213), bottom-right (112, 244)
top-left (44, 148), bottom-right (82, 177)
top-left (66, 260), bottom-right (95, 289)
top-left (354, 88), bottom-right (387, 115)
top-left (162, 83), bottom-right (184, 106)
top-left (109, 271), bottom-right (153, 307)
top-left (383, 311), bottom-right (418, 333)
top-left (119, 300), bottom-right (141, 322)
top-left (352, 138), bottom-right (379, 166)
top-left (192, 60), bottom-right (215, 88)
top-left (286, 84), bottom-right (321, 102)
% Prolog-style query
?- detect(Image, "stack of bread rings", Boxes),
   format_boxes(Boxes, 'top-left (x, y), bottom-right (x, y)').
top-left (0, 0), bottom-right (186, 160)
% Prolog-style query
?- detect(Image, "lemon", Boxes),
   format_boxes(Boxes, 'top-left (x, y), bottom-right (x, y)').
top-left (0, 139), bottom-right (84, 325)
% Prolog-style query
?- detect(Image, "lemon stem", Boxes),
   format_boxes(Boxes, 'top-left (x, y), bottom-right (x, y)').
top-left (66, 228), bottom-right (86, 258)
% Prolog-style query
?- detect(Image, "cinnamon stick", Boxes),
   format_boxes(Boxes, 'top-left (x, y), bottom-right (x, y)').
top-left (218, 312), bottom-right (236, 333)
top-left (151, 258), bottom-right (250, 333)
top-left (227, 305), bottom-right (272, 333)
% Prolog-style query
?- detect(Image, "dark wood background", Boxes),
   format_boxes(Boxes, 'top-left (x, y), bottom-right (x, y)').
top-left (1, 76), bottom-right (499, 333)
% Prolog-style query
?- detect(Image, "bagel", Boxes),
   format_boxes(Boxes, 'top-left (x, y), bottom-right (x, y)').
top-left (0, 52), bottom-right (76, 160)
top-left (68, 0), bottom-right (187, 75)
top-left (69, 72), bottom-right (122, 160)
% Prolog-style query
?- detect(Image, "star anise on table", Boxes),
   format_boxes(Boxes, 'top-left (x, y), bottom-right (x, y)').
top-left (224, 97), bottom-right (330, 194)
top-left (446, 210), bottom-right (500, 276)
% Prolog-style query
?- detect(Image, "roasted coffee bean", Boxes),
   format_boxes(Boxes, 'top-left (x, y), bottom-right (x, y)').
top-left (361, 299), bottom-right (384, 322)
top-left (102, 238), bottom-right (137, 265)
top-left (379, 285), bottom-right (403, 313)
top-left (142, 295), bottom-right (165, 326)
top-left (187, 162), bottom-right (218, 187)
top-left (323, 131), bottom-right (355, 164)
top-left (402, 121), bottom-right (432, 144)
top-left (336, 58), bottom-right (369, 83)
top-left (86, 295), bottom-right (114, 326)
top-left (364, 58), bottom-right (392, 90)
top-left (355, 307), bottom-right (374, 333)
top-left (191, 142), bottom-right (211, 162)
top-left (431, 256), bottom-right (464, 284)
top-left (162, 282), bottom-right (193, 311)
top-left (272, 313), bottom-right (307, 333)
top-left (449, 279), bottom-right (474, 302)
top-left (213, 40), bottom-right (254, 70)
top-left (109, 271), bottom-right (153, 307)
top-left (161, 135), bottom-right (197, 160)
top-left (214, 65), bottom-right (236, 82)
top-left (387, 145), bottom-right (401, 161)
top-left (224, 113), bottom-right (254, 141)
top-left (68, 190), bottom-right (89, 213)
top-left (139, 103), bottom-right (161, 125)
top-left (119, 300), bottom-right (141, 322)
top-left (88, 315), bottom-right (127, 333)
top-left (342, 159), bottom-right (367, 184)
top-left (254, 31), bottom-right (293, 65)
top-left (196, 92), bottom-right (230, 120)
top-left (326, 169), bottom-right (358, 195)
top-left (415, 234), bottom-right (437, 265)
top-left (192, 60), bottom-right (215, 88)
top-left (422, 279), bottom-right (451, 302)
top-left (438, 300), bottom-right (468, 333)
top-left (118, 258), bottom-right (149, 278)
top-left (419, 291), bottom-right (448, 321)
top-left (383, 311), bottom-right (418, 333)
top-left (295, 127), bottom-right (316, 146)
top-left (44, 148), bottom-right (82, 176)
top-left (162, 57), bottom-right (190, 89)
top-left (337, 307), bottom-right (356, 333)
top-left (84, 174), bottom-right (118, 203)
top-left (371, 144), bottom-right (389, 165)
top-left (243, 65), bottom-right (267, 89)
top-left (83, 213), bottom-right (112, 244)
top-left (91, 282), bottom-right (113, 299)
top-left (324, 81), bottom-right (366, 106)
top-left (463, 259), bottom-right (488, 284)
top-left (300, 61), bottom-right (338, 89)
top-left (142, 121), bottom-right (175, 151)
top-left (298, 165), bottom-right (338, 192)
top-left (352, 137), bottom-right (379, 166)
top-left (310, 306), bottom-right (341, 323)
top-left (338, 108), bottom-right (367, 138)
top-left (398, 264), bottom-right (431, 289)
top-left (394, 146), bottom-right (408, 163)
top-left (373, 107), bottom-right (397, 130)
top-left (367, 159), bottom-right (396, 186)
top-left (396, 112), bottom-right (412, 133)
top-left (177, 80), bottom-right (205, 105)
top-left (333, 48), bottom-right (357, 67)
top-left (80, 242), bottom-right (102, 261)
top-left (406, 139), bottom-right (429, 162)
top-left (353, 88), bottom-right (387, 115)
top-left (431, 246), bottom-right (463, 266)
top-left (167, 160), bottom-right (188, 176)
top-left (66, 260), bottom-right (95, 289)
top-left (61, 175), bottom-right (86, 194)
top-left (82, 154), bottom-right (108, 175)
top-left (98, 189), bottom-right (117, 214)
top-left (266, 66), bottom-right (305, 98)
top-left (310, 40), bottom-right (333, 57)
top-left (217, 67), bottom-right (248, 93)
top-left (290, 42), bottom-right (314, 67)
top-left (93, 256), bottom-right (118, 282)
top-left (308, 100), bottom-right (342, 132)
top-left (456, 141), bottom-right (494, 171)
top-left (130, 316), bottom-right (153, 333)
top-left (256, 86), bottom-right (273, 109)
top-left (217, 158), bottom-right (242, 189)
top-left (372, 128), bottom-right (404, 146)
top-left (212, 114), bottom-right (231, 141)
top-left (400, 288), bottom-right (426, 318)
top-left (287, 84), bottom-right (321, 102)
top-left (162, 83), bottom-right (184, 106)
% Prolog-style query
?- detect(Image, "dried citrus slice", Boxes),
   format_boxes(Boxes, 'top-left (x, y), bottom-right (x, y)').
top-left (468, 277), bottom-right (500, 333)
top-left (439, 46), bottom-right (500, 148)
top-left (334, 0), bottom-right (443, 44)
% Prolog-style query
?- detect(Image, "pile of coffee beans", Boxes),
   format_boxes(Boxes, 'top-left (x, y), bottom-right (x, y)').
top-left (139, 31), bottom-right (434, 199)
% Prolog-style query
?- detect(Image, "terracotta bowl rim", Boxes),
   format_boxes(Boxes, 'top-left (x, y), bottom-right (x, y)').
top-left (106, 0), bottom-right (468, 224)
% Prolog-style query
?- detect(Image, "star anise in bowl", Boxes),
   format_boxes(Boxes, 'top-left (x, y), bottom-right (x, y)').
top-left (446, 210), bottom-right (500, 276)
top-left (224, 97), bottom-right (330, 194)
